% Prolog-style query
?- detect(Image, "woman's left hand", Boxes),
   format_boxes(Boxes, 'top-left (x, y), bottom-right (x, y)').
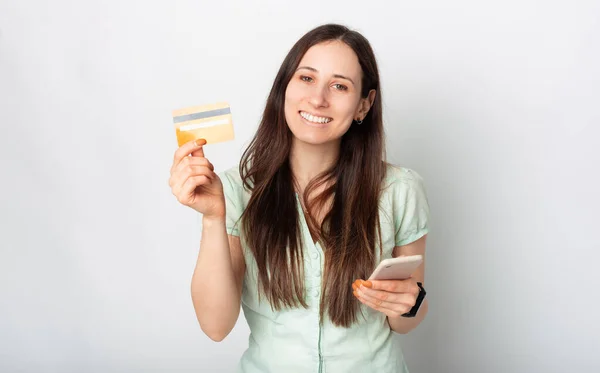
top-left (352, 278), bottom-right (421, 318)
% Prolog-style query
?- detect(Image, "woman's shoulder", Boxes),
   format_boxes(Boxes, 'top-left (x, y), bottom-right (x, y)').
top-left (380, 162), bottom-right (430, 211)
top-left (382, 162), bottom-right (427, 192)
top-left (381, 163), bottom-right (431, 246)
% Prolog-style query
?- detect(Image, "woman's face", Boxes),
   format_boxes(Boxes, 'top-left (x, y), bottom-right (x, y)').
top-left (284, 40), bottom-right (373, 146)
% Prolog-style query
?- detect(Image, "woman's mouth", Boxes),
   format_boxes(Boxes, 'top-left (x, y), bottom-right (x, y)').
top-left (299, 111), bottom-right (333, 126)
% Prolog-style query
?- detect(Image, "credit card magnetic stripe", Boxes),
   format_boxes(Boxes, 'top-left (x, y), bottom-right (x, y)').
top-left (172, 107), bottom-right (231, 124)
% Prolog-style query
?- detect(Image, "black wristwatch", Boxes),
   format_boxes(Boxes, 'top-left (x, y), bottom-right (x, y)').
top-left (401, 282), bottom-right (426, 318)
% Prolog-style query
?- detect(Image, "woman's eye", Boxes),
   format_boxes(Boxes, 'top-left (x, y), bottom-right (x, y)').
top-left (333, 83), bottom-right (348, 91)
top-left (300, 75), bottom-right (313, 82)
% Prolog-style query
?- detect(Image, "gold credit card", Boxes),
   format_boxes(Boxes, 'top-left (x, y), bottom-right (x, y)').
top-left (172, 102), bottom-right (234, 146)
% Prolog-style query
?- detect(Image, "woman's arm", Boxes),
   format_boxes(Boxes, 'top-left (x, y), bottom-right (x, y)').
top-left (353, 235), bottom-right (428, 333)
top-left (190, 216), bottom-right (246, 341)
top-left (387, 235), bottom-right (428, 334)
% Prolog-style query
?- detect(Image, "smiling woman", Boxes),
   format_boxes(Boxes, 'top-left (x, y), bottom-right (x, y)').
top-left (168, 23), bottom-right (431, 373)
top-left (285, 41), bottom-right (376, 145)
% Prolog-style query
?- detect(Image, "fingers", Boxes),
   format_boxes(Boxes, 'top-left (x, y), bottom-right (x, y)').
top-left (172, 156), bottom-right (214, 176)
top-left (169, 139), bottom-right (216, 205)
top-left (171, 174), bottom-right (213, 206)
top-left (171, 140), bottom-right (213, 175)
top-left (354, 289), bottom-right (413, 317)
top-left (171, 138), bottom-right (207, 173)
top-left (190, 146), bottom-right (205, 158)
top-left (351, 279), bottom-right (419, 317)
top-left (170, 165), bottom-right (216, 201)
top-left (173, 165), bottom-right (215, 186)
top-left (353, 279), bottom-right (418, 303)
top-left (171, 164), bottom-right (216, 188)
top-left (359, 279), bottom-right (419, 295)
top-left (179, 174), bottom-right (212, 199)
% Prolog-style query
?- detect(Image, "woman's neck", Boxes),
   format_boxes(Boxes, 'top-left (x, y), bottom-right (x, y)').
top-left (289, 139), bottom-right (339, 194)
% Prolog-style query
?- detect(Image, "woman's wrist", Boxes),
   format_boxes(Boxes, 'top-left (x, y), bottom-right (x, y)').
top-left (202, 214), bottom-right (226, 226)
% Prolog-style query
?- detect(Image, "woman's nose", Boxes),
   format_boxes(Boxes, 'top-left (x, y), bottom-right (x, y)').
top-left (308, 85), bottom-right (329, 108)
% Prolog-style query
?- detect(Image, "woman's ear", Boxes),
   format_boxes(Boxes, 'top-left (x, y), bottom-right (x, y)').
top-left (356, 89), bottom-right (377, 120)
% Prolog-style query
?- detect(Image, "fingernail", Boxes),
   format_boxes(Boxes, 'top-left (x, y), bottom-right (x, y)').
top-left (195, 138), bottom-right (207, 146)
top-left (363, 281), bottom-right (372, 288)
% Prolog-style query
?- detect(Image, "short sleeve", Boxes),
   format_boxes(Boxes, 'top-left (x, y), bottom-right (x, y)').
top-left (219, 167), bottom-right (244, 237)
top-left (393, 169), bottom-right (431, 247)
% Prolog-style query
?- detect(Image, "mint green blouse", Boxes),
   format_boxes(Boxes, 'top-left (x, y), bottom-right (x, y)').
top-left (218, 164), bottom-right (430, 373)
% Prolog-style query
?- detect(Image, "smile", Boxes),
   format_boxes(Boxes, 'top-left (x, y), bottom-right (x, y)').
top-left (299, 111), bottom-right (333, 124)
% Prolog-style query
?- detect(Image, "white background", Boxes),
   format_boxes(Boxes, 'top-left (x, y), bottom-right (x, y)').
top-left (1, 0), bottom-right (599, 372)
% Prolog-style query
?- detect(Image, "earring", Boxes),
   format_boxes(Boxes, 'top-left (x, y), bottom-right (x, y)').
top-left (355, 118), bottom-right (363, 125)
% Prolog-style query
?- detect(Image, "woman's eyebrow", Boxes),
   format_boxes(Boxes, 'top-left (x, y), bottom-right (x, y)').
top-left (296, 66), bottom-right (355, 85)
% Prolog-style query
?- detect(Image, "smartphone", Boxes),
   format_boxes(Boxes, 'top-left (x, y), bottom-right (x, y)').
top-left (368, 255), bottom-right (423, 281)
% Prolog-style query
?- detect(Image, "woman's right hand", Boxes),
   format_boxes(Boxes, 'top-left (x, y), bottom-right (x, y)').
top-left (169, 139), bottom-right (225, 219)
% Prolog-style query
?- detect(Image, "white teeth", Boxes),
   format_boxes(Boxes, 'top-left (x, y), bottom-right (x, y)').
top-left (300, 111), bottom-right (331, 124)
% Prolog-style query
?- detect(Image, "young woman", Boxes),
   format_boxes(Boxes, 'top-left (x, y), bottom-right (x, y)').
top-left (169, 23), bottom-right (431, 373)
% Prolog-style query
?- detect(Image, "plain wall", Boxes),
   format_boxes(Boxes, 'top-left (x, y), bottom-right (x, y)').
top-left (1, 0), bottom-right (599, 372)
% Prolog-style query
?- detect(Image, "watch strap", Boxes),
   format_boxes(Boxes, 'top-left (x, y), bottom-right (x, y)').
top-left (401, 282), bottom-right (426, 318)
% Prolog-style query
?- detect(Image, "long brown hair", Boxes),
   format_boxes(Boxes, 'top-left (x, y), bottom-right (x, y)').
top-left (239, 24), bottom-right (386, 327)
